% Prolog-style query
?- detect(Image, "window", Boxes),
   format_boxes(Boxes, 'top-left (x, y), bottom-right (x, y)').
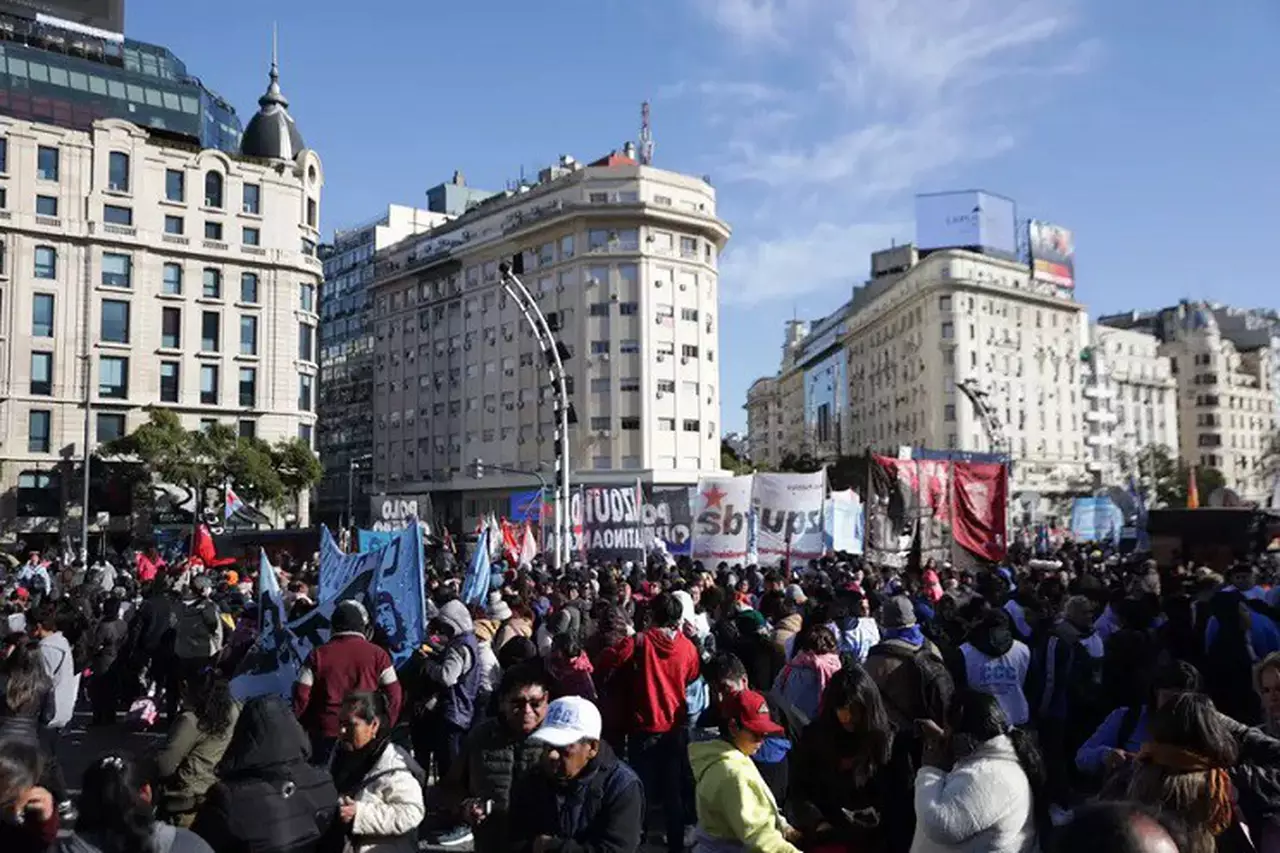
top-left (242, 227), bottom-right (260, 246)
top-left (160, 361), bottom-right (179, 402)
top-left (682, 419), bottom-right (700, 432)
top-left (306, 197), bottom-right (317, 228)
top-left (34, 246), bottom-right (56, 279)
top-left (239, 315), bottom-right (257, 355)
top-left (36, 146), bottom-right (59, 181)
top-left (204, 172), bottom-right (223, 208)
top-left (199, 365), bottom-right (219, 404)
top-left (590, 378), bottom-right (611, 393)
top-left (560, 235), bottom-right (575, 259)
top-left (35, 195), bottom-right (58, 216)
top-left (590, 417), bottom-right (611, 431)
top-left (202, 268), bottom-right (222, 299)
top-left (103, 205), bottom-right (132, 226)
top-left (240, 273), bottom-right (259, 303)
top-left (0, 137), bottom-right (6, 172)
top-left (619, 302), bottom-right (638, 316)
top-left (588, 229), bottom-right (609, 251)
top-left (201, 312), bottom-right (220, 351)
top-left (162, 263), bottom-right (182, 294)
top-left (98, 356), bottom-right (127, 399)
top-left (298, 374), bottom-right (313, 411)
top-left (200, 419), bottom-right (217, 432)
top-left (680, 236), bottom-right (698, 258)
top-left (658, 417), bottom-right (676, 431)
top-left (101, 253), bottom-right (131, 288)
top-left (238, 367), bottom-right (256, 407)
top-left (657, 379), bottom-right (675, 393)
top-left (96, 413), bottom-right (125, 443)
top-left (165, 169), bottom-right (184, 202)
top-left (299, 324), bottom-right (314, 361)
top-left (164, 215), bottom-right (184, 235)
top-left (204, 221), bottom-right (223, 240)
top-left (589, 303), bottom-right (609, 317)
top-left (107, 152), bottom-right (129, 191)
top-left (300, 283), bottom-right (315, 312)
top-left (100, 299), bottom-right (130, 343)
top-left (619, 339), bottom-right (640, 354)
top-left (28, 410), bottom-right (50, 452)
top-left (590, 340), bottom-right (610, 355)
top-left (941, 322), bottom-right (954, 340)
top-left (29, 352), bottom-right (51, 395)
top-left (681, 307), bottom-right (699, 321)
top-left (299, 423), bottom-right (313, 448)
top-left (681, 344), bottom-right (699, 358)
top-left (944, 404), bottom-right (956, 422)
top-left (238, 420), bottom-right (256, 439)
top-left (242, 183), bottom-right (261, 215)
top-left (159, 306), bottom-right (181, 348)
top-left (32, 294), bottom-right (54, 337)
top-left (939, 295), bottom-right (952, 312)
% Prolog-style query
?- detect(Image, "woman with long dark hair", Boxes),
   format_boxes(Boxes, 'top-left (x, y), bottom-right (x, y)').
top-left (0, 739), bottom-right (58, 852)
top-left (152, 671), bottom-right (239, 826)
top-left (62, 751), bottom-right (212, 852)
top-left (0, 641), bottom-right (53, 745)
top-left (790, 664), bottom-right (916, 853)
top-left (911, 689), bottom-right (1044, 853)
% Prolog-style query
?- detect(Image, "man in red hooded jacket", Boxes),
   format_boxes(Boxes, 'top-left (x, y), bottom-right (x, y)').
top-left (596, 591), bottom-right (700, 853)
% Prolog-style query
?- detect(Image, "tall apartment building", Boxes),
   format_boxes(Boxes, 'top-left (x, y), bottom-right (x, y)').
top-left (1081, 324), bottom-right (1178, 490)
top-left (744, 318), bottom-right (809, 466)
top-left (369, 150), bottom-right (730, 530)
top-left (746, 242), bottom-right (1091, 516)
top-left (316, 203), bottom-right (453, 526)
top-left (1101, 302), bottom-right (1278, 501)
top-left (0, 50), bottom-right (323, 544)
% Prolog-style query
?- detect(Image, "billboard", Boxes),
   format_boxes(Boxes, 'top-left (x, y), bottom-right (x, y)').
top-left (1028, 220), bottom-right (1075, 290)
top-left (915, 190), bottom-right (1017, 259)
top-left (804, 349), bottom-right (846, 450)
top-left (368, 494), bottom-right (432, 534)
top-left (1, 1), bottom-right (124, 35)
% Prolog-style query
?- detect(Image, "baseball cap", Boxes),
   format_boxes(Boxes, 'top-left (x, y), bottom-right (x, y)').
top-left (719, 688), bottom-right (784, 737)
top-left (530, 696), bottom-right (602, 747)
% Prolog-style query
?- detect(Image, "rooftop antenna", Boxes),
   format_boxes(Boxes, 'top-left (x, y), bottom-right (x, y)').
top-left (639, 101), bottom-right (654, 166)
top-left (271, 22), bottom-right (278, 76)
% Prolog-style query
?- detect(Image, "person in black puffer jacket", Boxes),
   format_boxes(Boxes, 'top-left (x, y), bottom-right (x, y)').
top-left (190, 695), bottom-right (337, 853)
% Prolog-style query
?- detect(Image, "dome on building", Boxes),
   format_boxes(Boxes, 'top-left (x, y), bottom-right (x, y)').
top-left (240, 49), bottom-right (305, 161)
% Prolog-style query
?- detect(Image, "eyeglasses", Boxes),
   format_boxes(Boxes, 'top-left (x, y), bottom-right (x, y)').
top-left (508, 695), bottom-right (548, 710)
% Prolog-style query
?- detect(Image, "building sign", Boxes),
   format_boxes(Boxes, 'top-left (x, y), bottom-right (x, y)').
top-left (915, 190), bottom-right (1017, 259)
top-left (1028, 220), bottom-right (1075, 290)
top-left (368, 495), bottom-right (432, 533)
top-left (1, 1), bottom-right (125, 36)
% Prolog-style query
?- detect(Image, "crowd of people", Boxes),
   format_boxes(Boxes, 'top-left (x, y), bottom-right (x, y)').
top-left (0, 542), bottom-right (1278, 853)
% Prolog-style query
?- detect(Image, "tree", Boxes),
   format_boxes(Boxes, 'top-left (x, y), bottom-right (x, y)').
top-left (719, 440), bottom-right (754, 475)
top-left (102, 407), bottom-right (323, 516)
top-left (1120, 444), bottom-right (1183, 508)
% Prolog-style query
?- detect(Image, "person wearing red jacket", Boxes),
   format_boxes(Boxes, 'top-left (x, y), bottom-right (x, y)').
top-left (293, 600), bottom-right (403, 765)
top-left (596, 592), bottom-right (700, 853)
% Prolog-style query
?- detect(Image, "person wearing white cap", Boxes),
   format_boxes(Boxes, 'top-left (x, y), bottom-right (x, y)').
top-left (508, 696), bottom-right (645, 853)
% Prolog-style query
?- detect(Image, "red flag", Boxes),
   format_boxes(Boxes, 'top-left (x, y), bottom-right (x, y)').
top-left (951, 461), bottom-right (1008, 562)
top-left (1187, 467), bottom-right (1200, 509)
top-left (193, 524), bottom-right (236, 568)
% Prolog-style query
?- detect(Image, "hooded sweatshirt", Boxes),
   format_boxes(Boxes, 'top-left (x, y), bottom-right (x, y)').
top-left (427, 600), bottom-right (483, 729)
top-left (38, 630), bottom-right (80, 728)
top-left (688, 739), bottom-right (800, 853)
top-left (597, 625), bottom-right (700, 734)
top-left (959, 621), bottom-right (1031, 726)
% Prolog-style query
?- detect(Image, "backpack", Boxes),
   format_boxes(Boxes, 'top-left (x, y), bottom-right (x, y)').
top-left (175, 600), bottom-right (223, 660)
top-left (871, 640), bottom-right (955, 727)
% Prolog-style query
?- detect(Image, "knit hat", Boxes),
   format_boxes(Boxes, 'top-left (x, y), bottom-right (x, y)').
top-left (487, 591), bottom-right (512, 622)
top-left (880, 595), bottom-right (917, 629)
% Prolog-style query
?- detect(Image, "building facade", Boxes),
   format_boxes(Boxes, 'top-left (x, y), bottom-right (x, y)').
top-left (316, 204), bottom-right (451, 526)
top-left (369, 151), bottom-right (730, 530)
top-left (1101, 303), bottom-right (1277, 501)
top-left (0, 59), bottom-right (322, 544)
top-left (746, 242), bottom-right (1091, 516)
top-left (1082, 324), bottom-right (1179, 491)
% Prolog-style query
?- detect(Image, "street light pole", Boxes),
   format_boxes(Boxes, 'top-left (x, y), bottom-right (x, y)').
top-left (499, 262), bottom-right (572, 566)
top-left (79, 350), bottom-right (92, 565)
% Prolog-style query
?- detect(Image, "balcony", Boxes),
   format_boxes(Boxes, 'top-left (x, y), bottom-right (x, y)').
top-left (1085, 409), bottom-right (1117, 424)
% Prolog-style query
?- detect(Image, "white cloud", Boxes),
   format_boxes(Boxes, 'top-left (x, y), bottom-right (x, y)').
top-left (687, 0), bottom-right (1096, 306)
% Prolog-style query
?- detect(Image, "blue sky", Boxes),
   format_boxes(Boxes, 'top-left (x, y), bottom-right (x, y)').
top-left (129, 0), bottom-right (1279, 433)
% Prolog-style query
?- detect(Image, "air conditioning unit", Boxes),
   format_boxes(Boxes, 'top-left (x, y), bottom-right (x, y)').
top-left (586, 277), bottom-right (598, 287)
top-left (610, 293), bottom-right (619, 301)
top-left (680, 284), bottom-right (687, 291)
top-left (655, 280), bottom-right (663, 288)
top-left (601, 354), bottom-right (610, 362)
top-left (681, 356), bottom-right (689, 365)
top-left (656, 391), bottom-right (664, 399)
top-left (657, 355), bottom-right (665, 363)
top-left (504, 332), bottom-right (513, 342)
top-left (518, 401), bottom-right (525, 409)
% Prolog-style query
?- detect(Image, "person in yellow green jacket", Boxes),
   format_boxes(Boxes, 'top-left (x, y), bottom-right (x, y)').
top-left (688, 688), bottom-right (802, 853)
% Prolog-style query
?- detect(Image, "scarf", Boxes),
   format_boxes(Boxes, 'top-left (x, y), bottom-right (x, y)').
top-left (882, 624), bottom-right (926, 647)
top-left (784, 651), bottom-right (843, 694)
top-left (330, 734), bottom-right (392, 799)
top-left (1138, 742), bottom-right (1234, 835)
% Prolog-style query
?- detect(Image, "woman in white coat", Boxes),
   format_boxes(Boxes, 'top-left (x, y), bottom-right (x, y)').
top-left (911, 689), bottom-right (1047, 853)
top-left (330, 691), bottom-right (426, 853)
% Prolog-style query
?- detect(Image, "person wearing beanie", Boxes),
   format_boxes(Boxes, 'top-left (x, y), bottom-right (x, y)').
top-left (293, 599), bottom-right (402, 766)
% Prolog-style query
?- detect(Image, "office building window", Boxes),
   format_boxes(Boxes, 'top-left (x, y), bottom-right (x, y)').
top-left (99, 356), bottom-right (128, 399)
top-left (35, 195), bottom-right (57, 216)
top-left (306, 197), bottom-right (317, 228)
top-left (204, 221), bottom-right (223, 240)
top-left (164, 215), bottom-right (184, 235)
top-left (299, 423), bottom-right (313, 448)
top-left (165, 169), bottom-right (184, 202)
top-left (101, 253), bottom-right (131, 288)
top-left (240, 315), bottom-right (257, 355)
top-left (163, 263), bottom-right (183, 294)
top-left (32, 294), bottom-right (54, 337)
top-left (36, 146), bottom-right (58, 181)
top-left (100, 299), bottom-right (130, 343)
top-left (0, 137), bottom-right (6, 172)
top-left (201, 312), bottom-right (220, 352)
top-left (34, 246), bottom-right (56, 279)
top-left (96, 413), bottom-right (125, 443)
top-left (238, 420), bottom-right (256, 439)
top-left (202, 268), bottom-right (221, 299)
top-left (239, 367), bottom-right (256, 407)
top-left (298, 374), bottom-right (313, 411)
top-left (242, 183), bottom-right (260, 214)
top-left (161, 307), bottom-right (181, 349)
top-left (298, 324), bottom-right (314, 361)
top-left (200, 365), bottom-right (219, 404)
top-left (28, 410), bottom-right (50, 452)
top-left (204, 172), bottom-right (223, 208)
top-left (240, 273), bottom-right (258, 303)
top-left (107, 152), bottom-right (129, 192)
top-left (159, 362), bottom-right (179, 402)
top-left (300, 282), bottom-right (315, 312)
top-left (658, 418), bottom-right (676, 431)
top-left (242, 227), bottom-right (260, 246)
top-left (29, 352), bottom-right (51, 395)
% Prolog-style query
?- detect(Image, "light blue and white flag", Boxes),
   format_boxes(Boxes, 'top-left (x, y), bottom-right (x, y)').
top-left (461, 529), bottom-right (492, 607)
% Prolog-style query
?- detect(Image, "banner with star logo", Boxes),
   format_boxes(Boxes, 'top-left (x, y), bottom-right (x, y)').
top-left (692, 474), bottom-right (754, 563)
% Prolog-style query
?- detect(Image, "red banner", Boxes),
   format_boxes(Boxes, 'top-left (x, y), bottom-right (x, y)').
top-left (952, 461), bottom-right (1008, 562)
